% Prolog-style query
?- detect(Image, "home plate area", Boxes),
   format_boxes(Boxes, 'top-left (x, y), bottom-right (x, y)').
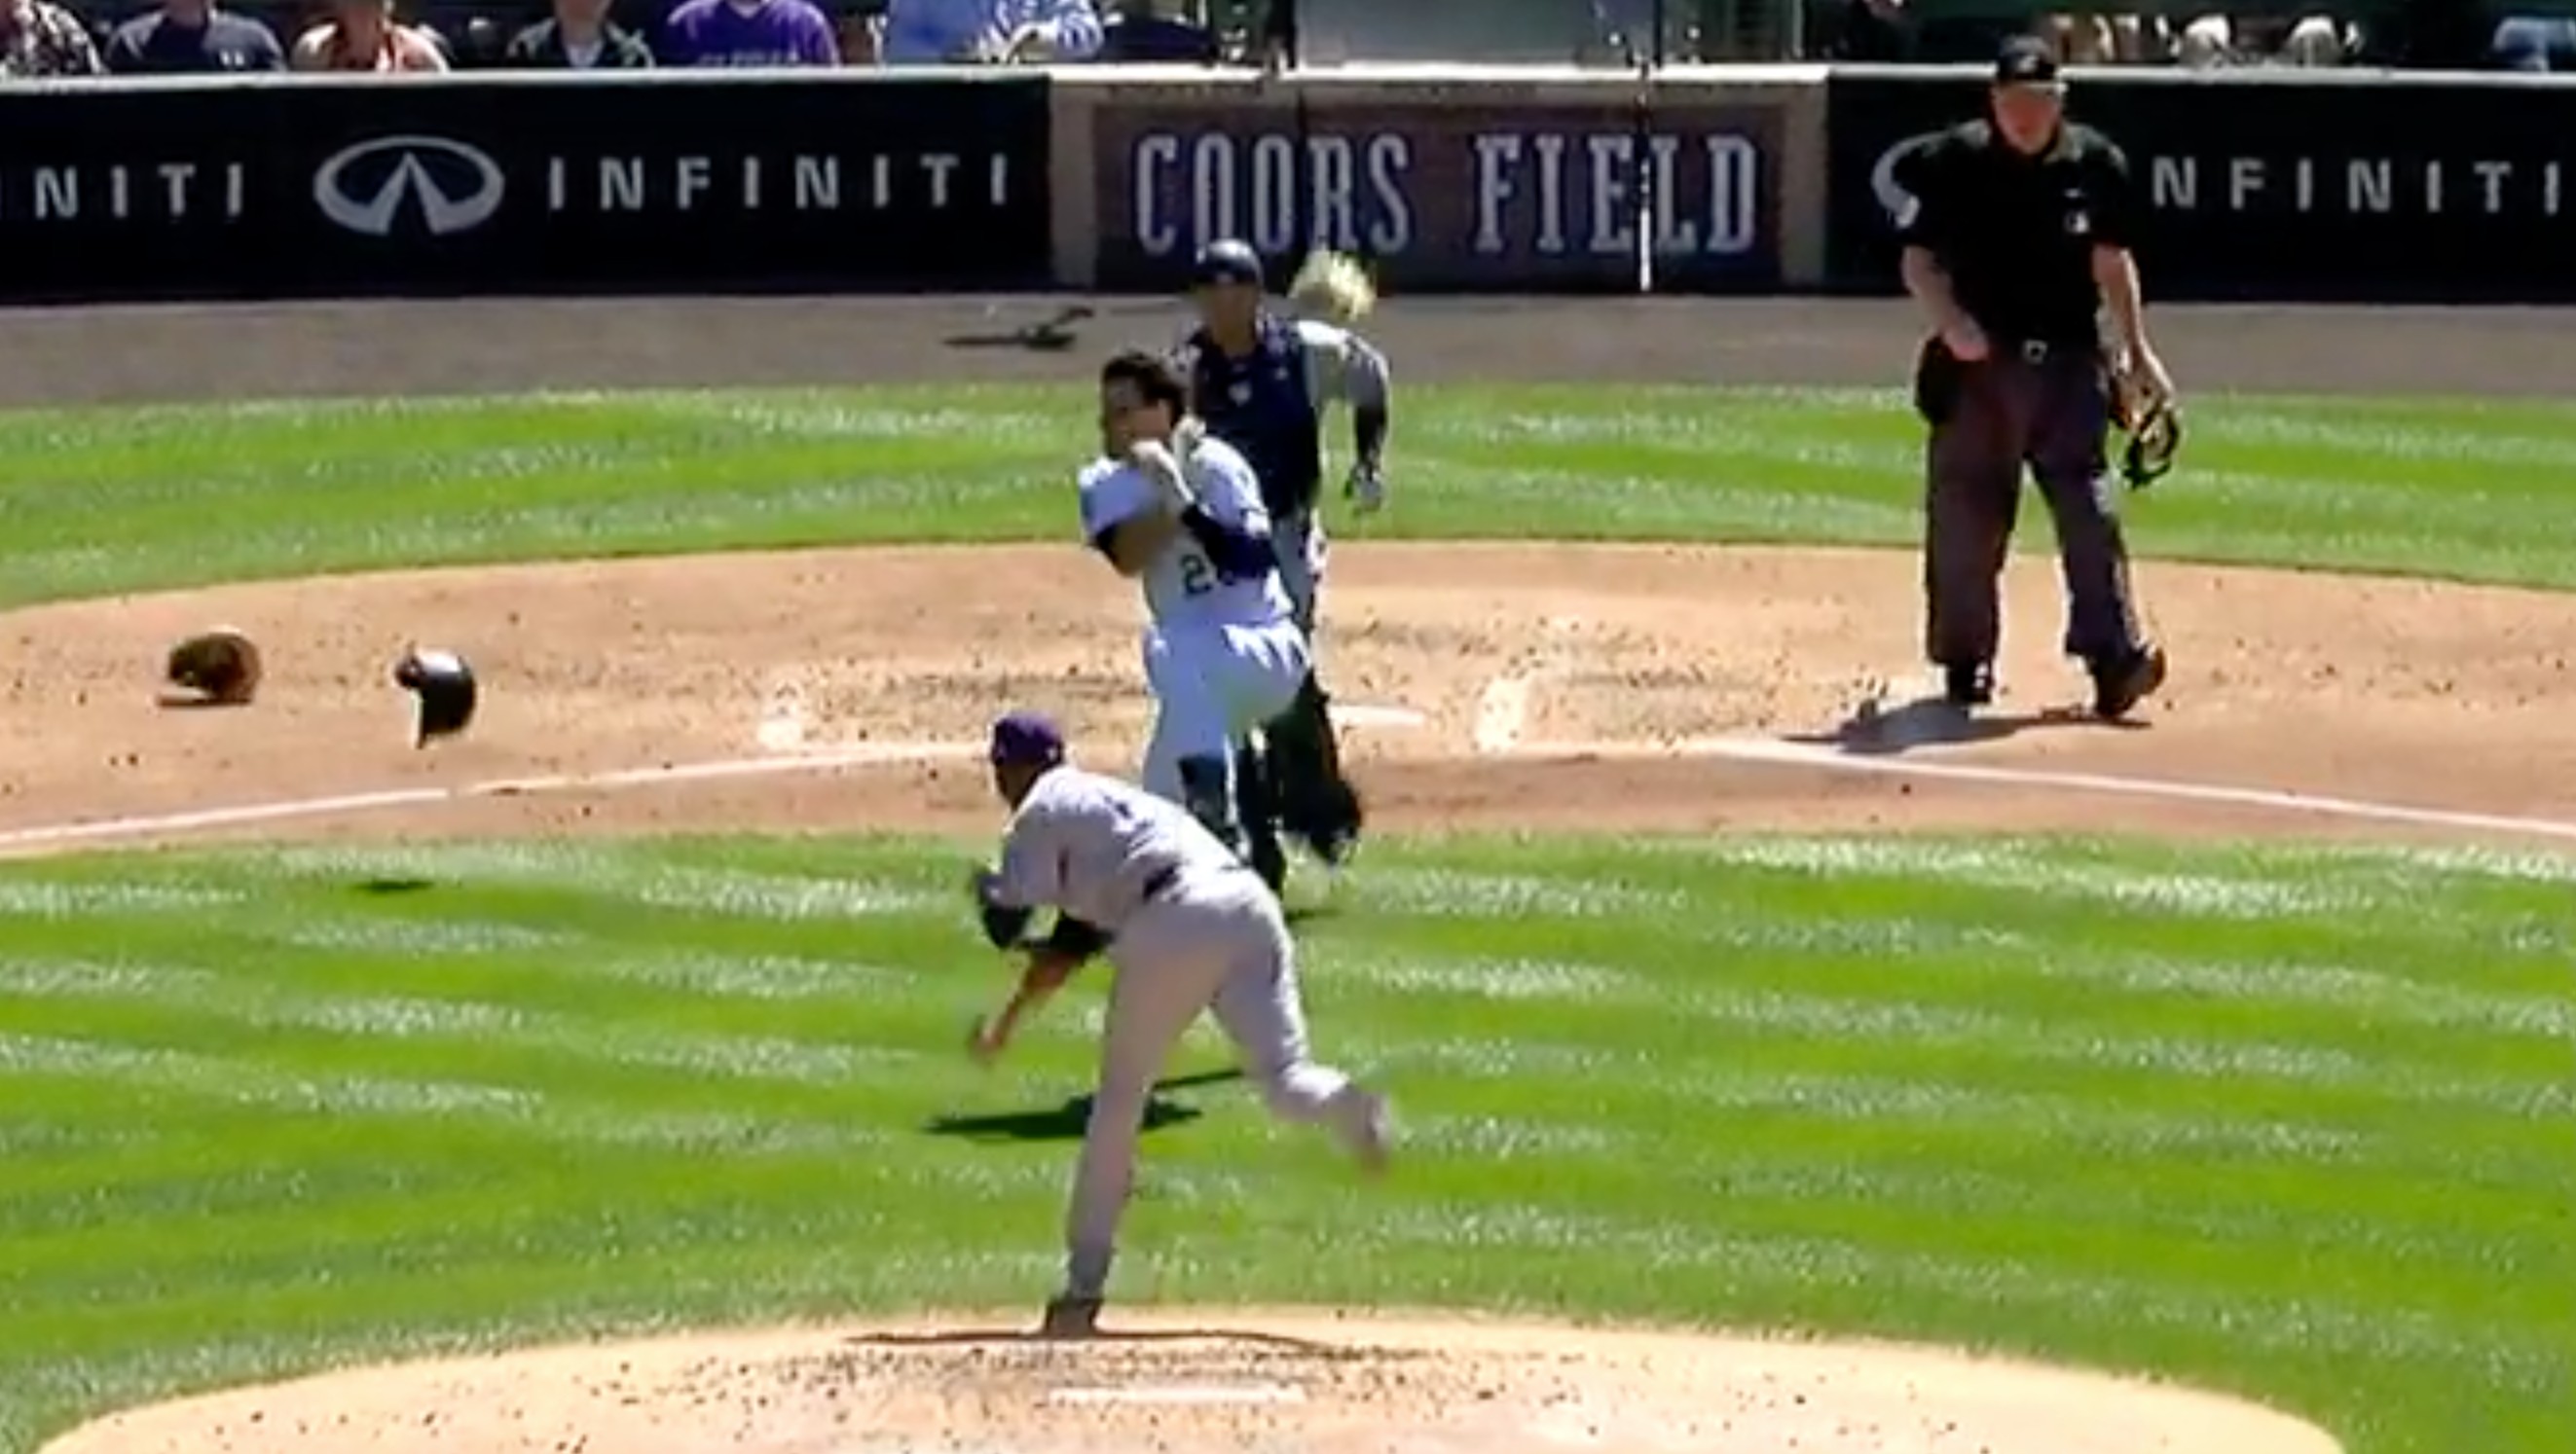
top-left (33, 1311), bottom-right (2344, 1454)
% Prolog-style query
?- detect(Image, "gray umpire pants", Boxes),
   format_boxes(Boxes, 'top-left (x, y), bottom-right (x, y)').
top-left (1272, 507), bottom-right (1326, 636)
top-left (1923, 343), bottom-right (2145, 670)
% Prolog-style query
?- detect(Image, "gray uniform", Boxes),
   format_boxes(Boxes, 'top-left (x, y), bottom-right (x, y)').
top-left (989, 764), bottom-right (1387, 1300)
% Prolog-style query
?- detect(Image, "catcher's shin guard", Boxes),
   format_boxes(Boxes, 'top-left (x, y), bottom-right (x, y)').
top-left (1262, 674), bottom-right (1365, 865)
top-left (1176, 754), bottom-right (1244, 854)
top-left (1232, 736), bottom-right (1290, 891)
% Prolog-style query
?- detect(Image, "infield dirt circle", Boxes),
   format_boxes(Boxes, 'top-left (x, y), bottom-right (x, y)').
top-left (18, 295), bottom-right (2572, 1452)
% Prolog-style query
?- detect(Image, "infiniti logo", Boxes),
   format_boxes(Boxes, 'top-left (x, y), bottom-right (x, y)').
top-left (1871, 130), bottom-right (1941, 230)
top-left (313, 135), bottom-right (504, 236)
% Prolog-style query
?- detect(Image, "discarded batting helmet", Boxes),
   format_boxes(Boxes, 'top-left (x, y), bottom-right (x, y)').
top-left (393, 648), bottom-right (477, 746)
top-left (164, 627), bottom-right (263, 706)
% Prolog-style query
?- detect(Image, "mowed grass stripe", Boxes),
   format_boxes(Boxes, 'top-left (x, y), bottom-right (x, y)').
top-left (15, 387), bottom-right (2576, 607)
top-left (4, 833), bottom-right (2570, 1452)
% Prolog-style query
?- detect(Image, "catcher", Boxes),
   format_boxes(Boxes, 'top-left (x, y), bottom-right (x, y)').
top-left (965, 709), bottom-right (1393, 1339)
top-left (1174, 238), bottom-right (1386, 887)
top-left (1889, 35), bottom-right (2178, 721)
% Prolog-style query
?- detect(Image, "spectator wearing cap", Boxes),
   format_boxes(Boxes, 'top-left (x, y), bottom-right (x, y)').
top-left (0, 0), bottom-right (104, 74)
top-left (290, 0), bottom-right (449, 68)
top-left (506, 0), bottom-right (652, 65)
top-left (658, 0), bottom-right (839, 64)
top-left (104, 0), bottom-right (283, 71)
top-left (879, 0), bottom-right (1102, 62)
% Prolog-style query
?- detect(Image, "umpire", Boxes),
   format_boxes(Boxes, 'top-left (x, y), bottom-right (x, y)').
top-left (1892, 36), bottom-right (2176, 720)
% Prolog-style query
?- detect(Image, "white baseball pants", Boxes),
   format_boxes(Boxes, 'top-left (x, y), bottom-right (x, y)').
top-left (1060, 868), bottom-right (1377, 1299)
top-left (1139, 618), bottom-right (1309, 807)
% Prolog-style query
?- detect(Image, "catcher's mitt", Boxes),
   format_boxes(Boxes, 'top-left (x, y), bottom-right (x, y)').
top-left (165, 628), bottom-right (262, 706)
top-left (970, 866), bottom-right (1035, 950)
top-left (392, 647), bottom-right (477, 746)
top-left (1288, 249), bottom-right (1377, 324)
top-left (2107, 353), bottom-right (2183, 490)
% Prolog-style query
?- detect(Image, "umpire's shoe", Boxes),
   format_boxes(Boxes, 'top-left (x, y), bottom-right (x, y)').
top-left (2091, 644), bottom-right (2169, 720)
top-left (1942, 661), bottom-right (1995, 709)
top-left (1039, 1292), bottom-right (1101, 1339)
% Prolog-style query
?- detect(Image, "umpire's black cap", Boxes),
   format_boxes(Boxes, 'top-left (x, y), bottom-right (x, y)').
top-left (1190, 237), bottom-right (1265, 288)
top-left (1994, 35), bottom-right (2065, 87)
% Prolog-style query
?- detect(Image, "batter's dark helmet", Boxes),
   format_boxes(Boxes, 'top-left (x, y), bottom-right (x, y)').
top-left (393, 648), bottom-right (477, 746)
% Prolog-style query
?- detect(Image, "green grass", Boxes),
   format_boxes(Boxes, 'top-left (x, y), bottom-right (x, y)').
top-left (4, 382), bottom-right (2576, 1453)
top-left (8, 384), bottom-right (2576, 606)
top-left (1, 835), bottom-right (2571, 1454)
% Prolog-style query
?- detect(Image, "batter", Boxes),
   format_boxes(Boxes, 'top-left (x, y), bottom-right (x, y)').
top-left (1079, 346), bottom-right (1308, 856)
top-left (966, 709), bottom-right (1394, 1337)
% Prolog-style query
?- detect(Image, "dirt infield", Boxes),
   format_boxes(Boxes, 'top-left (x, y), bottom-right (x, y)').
top-left (12, 295), bottom-right (2550, 1453)
top-left (1, 295), bottom-right (2571, 858)
top-left (34, 1310), bottom-right (2346, 1454)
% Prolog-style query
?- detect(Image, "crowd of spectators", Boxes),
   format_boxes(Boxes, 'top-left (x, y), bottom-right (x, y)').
top-left (1, 0), bottom-right (2567, 78)
top-left (1812, 0), bottom-right (2576, 71)
top-left (0, 0), bottom-right (1271, 77)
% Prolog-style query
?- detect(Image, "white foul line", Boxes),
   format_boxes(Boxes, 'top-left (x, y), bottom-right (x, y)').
top-left (1518, 735), bottom-right (2576, 843)
top-left (1334, 702), bottom-right (1429, 729)
top-left (0, 741), bottom-right (984, 854)
top-left (6, 732), bottom-right (2576, 855)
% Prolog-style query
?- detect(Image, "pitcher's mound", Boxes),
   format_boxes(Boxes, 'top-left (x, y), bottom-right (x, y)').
top-left (39, 1307), bottom-right (2341, 1454)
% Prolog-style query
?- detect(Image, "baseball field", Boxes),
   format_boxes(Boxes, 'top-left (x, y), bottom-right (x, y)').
top-left (1, 296), bottom-right (2570, 1454)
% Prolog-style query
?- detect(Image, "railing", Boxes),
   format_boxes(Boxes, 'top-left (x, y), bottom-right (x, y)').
top-left (0, 63), bottom-right (2569, 305)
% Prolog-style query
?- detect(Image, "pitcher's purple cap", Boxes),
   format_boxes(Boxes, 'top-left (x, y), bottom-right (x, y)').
top-left (988, 710), bottom-right (1067, 768)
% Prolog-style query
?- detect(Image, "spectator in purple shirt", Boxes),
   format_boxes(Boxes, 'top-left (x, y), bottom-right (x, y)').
top-left (880, 0), bottom-right (1101, 62)
top-left (658, 0), bottom-right (837, 64)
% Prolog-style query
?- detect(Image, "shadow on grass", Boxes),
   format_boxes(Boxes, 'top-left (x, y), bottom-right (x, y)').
top-left (351, 877), bottom-right (437, 895)
top-left (922, 1068), bottom-right (1244, 1145)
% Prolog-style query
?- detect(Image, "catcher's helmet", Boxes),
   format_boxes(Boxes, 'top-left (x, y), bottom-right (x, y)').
top-left (1190, 237), bottom-right (1264, 289)
top-left (393, 648), bottom-right (477, 746)
top-left (164, 627), bottom-right (262, 706)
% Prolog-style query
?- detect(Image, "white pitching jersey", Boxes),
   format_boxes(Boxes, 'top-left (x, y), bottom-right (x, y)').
top-left (1077, 434), bottom-right (1294, 631)
top-left (989, 765), bottom-right (1255, 934)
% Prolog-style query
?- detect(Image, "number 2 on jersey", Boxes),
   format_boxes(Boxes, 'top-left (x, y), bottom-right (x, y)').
top-left (1179, 554), bottom-right (1216, 596)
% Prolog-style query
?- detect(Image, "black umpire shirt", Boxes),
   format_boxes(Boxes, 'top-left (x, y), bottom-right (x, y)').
top-left (1891, 120), bottom-right (2139, 348)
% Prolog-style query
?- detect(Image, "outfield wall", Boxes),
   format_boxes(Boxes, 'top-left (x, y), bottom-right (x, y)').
top-left (0, 63), bottom-right (2567, 304)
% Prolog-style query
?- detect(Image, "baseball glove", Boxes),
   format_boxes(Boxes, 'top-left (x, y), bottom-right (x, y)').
top-left (165, 628), bottom-right (262, 706)
top-left (2107, 352), bottom-right (2183, 490)
top-left (971, 866), bottom-right (1035, 950)
top-left (1288, 249), bottom-right (1377, 324)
